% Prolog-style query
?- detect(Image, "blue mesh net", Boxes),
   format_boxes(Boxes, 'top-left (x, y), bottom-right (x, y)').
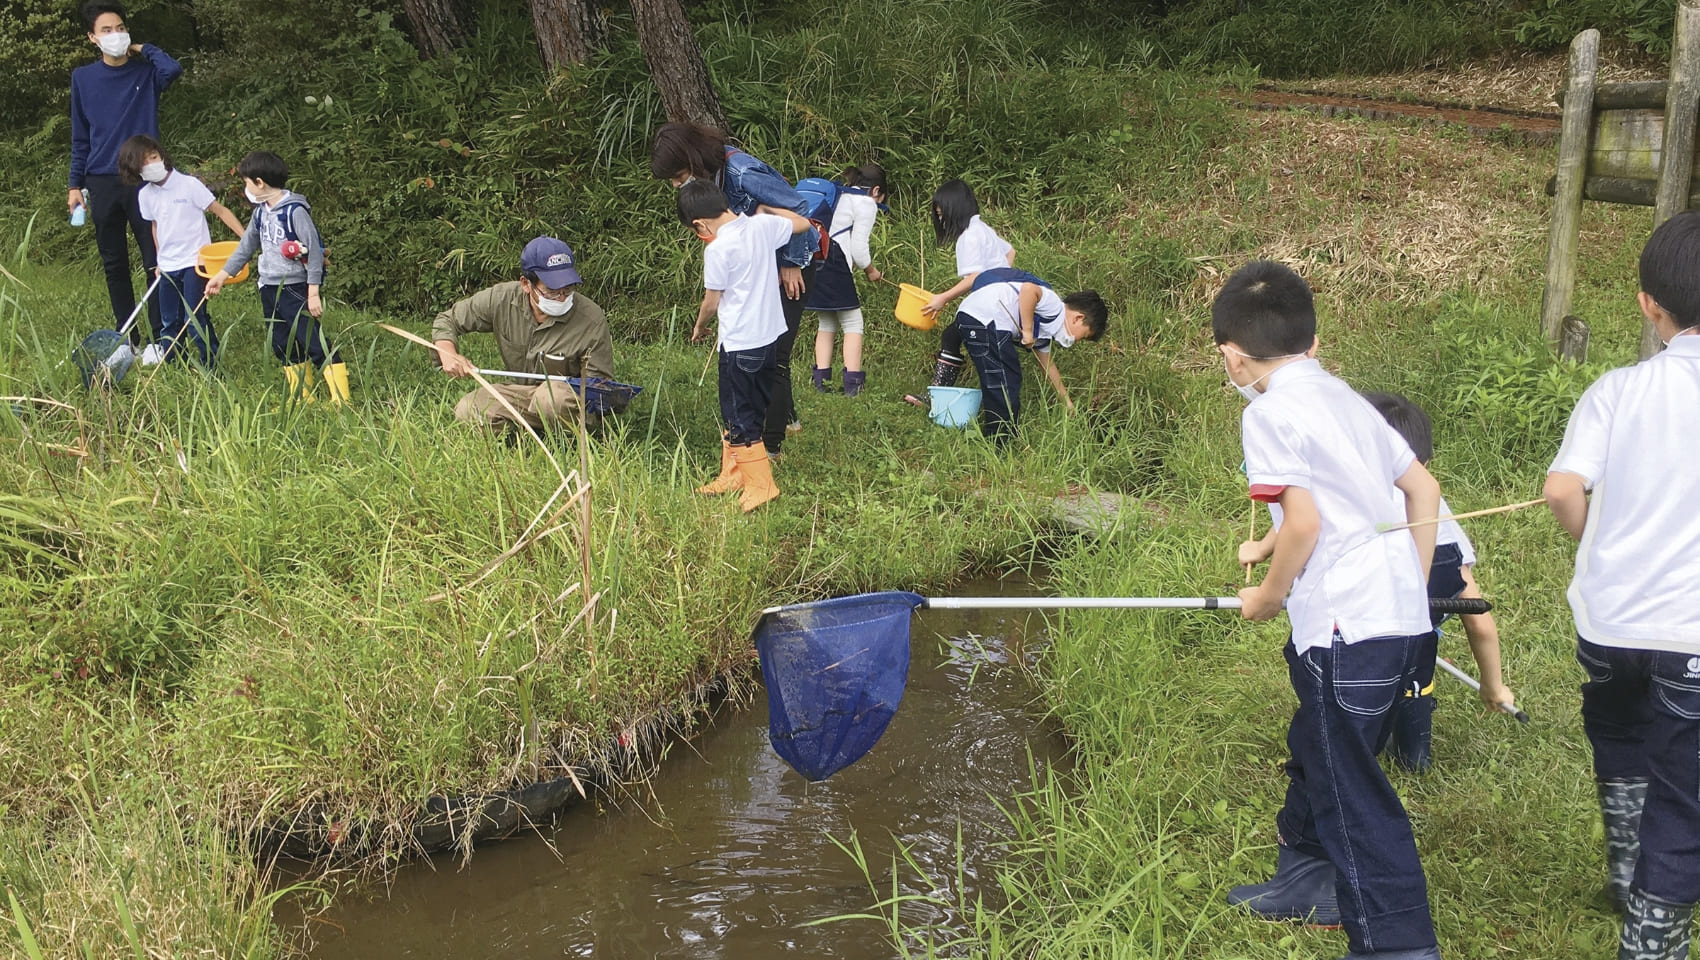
top-left (754, 591), bottom-right (922, 781)
top-left (72, 330), bottom-right (134, 389)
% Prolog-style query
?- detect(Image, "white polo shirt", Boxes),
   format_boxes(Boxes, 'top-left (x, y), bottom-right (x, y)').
top-left (959, 280), bottom-right (1065, 342)
top-left (1549, 334), bottom-right (1700, 653)
top-left (1243, 359), bottom-right (1432, 653)
top-left (704, 213), bottom-right (792, 352)
top-left (137, 171), bottom-right (215, 273)
top-left (1435, 496), bottom-right (1477, 566)
top-left (955, 215), bottom-right (1014, 276)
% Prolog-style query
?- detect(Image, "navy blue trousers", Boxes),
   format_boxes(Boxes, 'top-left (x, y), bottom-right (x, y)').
top-left (1277, 635), bottom-right (1438, 954)
top-left (260, 283), bottom-right (338, 366)
top-left (159, 268), bottom-right (218, 366)
top-left (719, 340), bottom-right (777, 447)
top-left (1578, 637), bottom-right (1700, 904)
top-left (957, 313), bottom-right (1021, 443)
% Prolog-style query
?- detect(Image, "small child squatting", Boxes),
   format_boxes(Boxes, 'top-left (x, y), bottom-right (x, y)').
top-left (1217, 260), bottom-right (1445, 960)
top-left (679, 179), bottom-right (812, 513)
top-left (1544, 210), bottom-right (1700, 960)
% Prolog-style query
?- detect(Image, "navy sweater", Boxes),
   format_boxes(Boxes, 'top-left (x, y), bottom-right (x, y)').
top-left (68, 45), bottom-right (183, 188)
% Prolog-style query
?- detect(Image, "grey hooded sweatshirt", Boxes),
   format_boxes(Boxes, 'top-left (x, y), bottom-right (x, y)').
top-left (221, 190), bottom-right (324, 286)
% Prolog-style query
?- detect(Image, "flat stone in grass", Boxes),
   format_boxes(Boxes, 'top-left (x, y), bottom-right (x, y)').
top-left (1052, 491), bottom-right (1131, 537)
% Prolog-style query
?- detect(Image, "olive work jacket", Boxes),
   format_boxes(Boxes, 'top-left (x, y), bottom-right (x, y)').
top-left (431, 281), bottom-right (616, 383)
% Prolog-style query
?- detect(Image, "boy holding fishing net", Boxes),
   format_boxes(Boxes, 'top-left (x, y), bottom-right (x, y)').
top-left (679, 180), bottom-right (813, 513)
top-left (1219, 261), bottom-right (1443, 960)
top-left (1544, 211), bottom-right (1700, 960)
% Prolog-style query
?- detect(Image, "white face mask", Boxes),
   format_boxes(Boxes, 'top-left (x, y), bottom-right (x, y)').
top-left (244, 187), bottom-right (263, 204)
top-left (534, 292), bottom-right (573, 317)
top-left (140, 161), bottom-right (167, 183)
top-left (1051, 326), bottom-right (1077, 349)
top-left (97, 32), bottom-right (131, 58)
top-left (1222, 346), bottom-right (1306, 402)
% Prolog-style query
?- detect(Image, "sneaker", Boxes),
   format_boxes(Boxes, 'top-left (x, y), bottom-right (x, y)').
top-left (139, 343), bottom-right (165, 367)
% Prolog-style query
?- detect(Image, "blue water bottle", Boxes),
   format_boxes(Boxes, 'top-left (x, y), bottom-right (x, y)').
top-left (70, 199), bottom-right (86, 227)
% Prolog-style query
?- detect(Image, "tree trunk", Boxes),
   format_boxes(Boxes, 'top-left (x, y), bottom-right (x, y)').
top-left (530, 0), bottom-right (606, 72)
top-left (400, 0), bottom-right (474, 59)
top-left (629, 0), bottom-right (727, 131)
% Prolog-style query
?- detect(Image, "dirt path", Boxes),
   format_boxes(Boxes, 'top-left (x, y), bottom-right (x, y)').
top-left (1237, 86), bottom-right (1561, 144)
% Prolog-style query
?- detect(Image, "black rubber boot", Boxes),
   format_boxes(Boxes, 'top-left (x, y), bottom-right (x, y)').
top-left (1620, 889), bottom-right (1695, 960)
top-left (1227, 844), bottom-right (1341, 926)
top-left (811, 366), bottom-right (832, 393)
top-left (1602, 779), bottom-right (1651, 912)
top-left (842, 370), bottom-right (866, 397)
top-left (1388, 688), bottom-right (1436, 773)
top-left (1335, 948), bottom-right (1442, 960)
top-left (930, 351), bottom-right (963, 387)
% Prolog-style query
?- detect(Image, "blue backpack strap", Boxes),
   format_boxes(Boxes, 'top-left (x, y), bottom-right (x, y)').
top-left (970, 267), bottom-right (1050, 291)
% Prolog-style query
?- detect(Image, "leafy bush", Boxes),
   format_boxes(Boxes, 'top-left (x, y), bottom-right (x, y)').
top-left (1514, 0), bottom-right (1678, 53)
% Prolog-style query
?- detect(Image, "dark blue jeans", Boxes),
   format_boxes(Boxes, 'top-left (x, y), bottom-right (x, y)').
top-left (159, 268), bottom-right (219, 366)
top-left (1277, 635), bottom-right (1438, 954)
top-left (958, 313), bottom-right (1021, 443)
top-left (260, 283), bottom-right (338, 366)
top-left (719, 341), bottom-right (777, 447)
top-left (1578, 637), bottom-right (1700, 904)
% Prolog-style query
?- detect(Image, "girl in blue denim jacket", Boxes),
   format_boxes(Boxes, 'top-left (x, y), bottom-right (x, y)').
top-left (652, 123), bottom-right (821, 458)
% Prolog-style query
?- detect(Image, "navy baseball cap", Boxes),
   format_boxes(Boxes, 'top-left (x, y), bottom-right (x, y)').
top-left (521, 236), bottom-right (582, 288)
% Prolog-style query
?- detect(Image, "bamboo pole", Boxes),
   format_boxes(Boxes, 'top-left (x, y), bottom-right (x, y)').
top-left (1647, 0), bottom-right (1700, 359)
top-left (1376, 498), bottom-right (1548, 534)
top-left (1542, 29), bottom-right (1601, 350)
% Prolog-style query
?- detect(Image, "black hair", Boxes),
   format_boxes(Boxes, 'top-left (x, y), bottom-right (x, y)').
top-left (82, 1), bottom-right (126, 31)
top-left (1361, 391), bottom-right (1434, 464)
top-left (116, 134), bottom-right (171, 187)
top-left (650, 122), bottom-right (730, 182)
top-left (1639, 210), bottom-right (1700, 331)
top-left (931, 179), bottom-right (980, 243)
top-left (1064, 290), bottom-right (1109, 341)
top-left (843, 163), bottom-right (887, 193)
top-left (237, 150), bottom-right (290, 189)
top-left (676, 178), bottom-right (729, 226)
top-left (1210, 260), bottom-right (1316, 356)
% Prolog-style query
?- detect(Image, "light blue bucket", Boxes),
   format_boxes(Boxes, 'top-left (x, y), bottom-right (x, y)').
top-left (927, 386), bottom-right (982, 428)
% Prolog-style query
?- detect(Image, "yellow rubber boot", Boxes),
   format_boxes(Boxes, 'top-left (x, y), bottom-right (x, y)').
top-left (733, 443), bottom-right (779, 513)
top-left (282, 363), bottom-right (315, 403)
top-left (696, 435), bottom-right (742, 495)
top-left (322, 362), bottom-right (351, 407)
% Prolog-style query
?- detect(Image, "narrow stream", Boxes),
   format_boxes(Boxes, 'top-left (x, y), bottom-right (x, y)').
top-left (298, 577), bottom-right (1068, 958)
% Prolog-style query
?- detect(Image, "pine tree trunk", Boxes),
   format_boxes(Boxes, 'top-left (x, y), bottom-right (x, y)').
top-left (629, 0), bottom-right (728, 130)
top-left (400, 0), bottom-right (473, 59)
top-left (530, 0), bottom-right (606, 72)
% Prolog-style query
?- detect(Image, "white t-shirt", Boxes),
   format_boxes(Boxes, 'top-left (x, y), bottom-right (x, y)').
top-left (955, 215), bottom-right (1013, 277)
top-left (1243, 359), bottom-right (1431, 653)
top-left (704, 213), bottom-right (793, 352)
top-left (1435, 496), bottom-right (1478, 567)
top-left (137, 171), bottom-right (216, 272)
top-left (1549, 334), bottom-right (1700, 653)
top-left (826, 192), bottom-right (878, 270)
top-left (959, 280), bottom-right (1064, 343)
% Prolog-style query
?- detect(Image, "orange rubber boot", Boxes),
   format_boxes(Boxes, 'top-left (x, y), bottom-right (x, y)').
top-left (734, 443), bottom-right (779, 513)
top-left (697, 435), bottom-right (742, 495)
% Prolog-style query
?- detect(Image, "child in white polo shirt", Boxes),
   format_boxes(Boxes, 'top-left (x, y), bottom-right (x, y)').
top-left (1220, 261), bottom-right (1442, 960)
top-left (1545, 211), bottom-right (1700, 959)
top-left (1362, 391), bottom-right (1515, 773)
top-left (679, 180), bottom-right (812, 513)
top-left (950, 268), bottom-right (1107, 442)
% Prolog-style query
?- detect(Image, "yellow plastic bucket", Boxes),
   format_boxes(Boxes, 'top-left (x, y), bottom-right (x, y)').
top-left (195, 241), bottom-right (250, 283)
top-left (894, 283), bottom-right (936, 331)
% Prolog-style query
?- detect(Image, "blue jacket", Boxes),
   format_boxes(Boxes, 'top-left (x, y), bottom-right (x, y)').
top-left (69, 44), bottom-right (182, 187)
top-left (718, 149), bottom-right (820, 269)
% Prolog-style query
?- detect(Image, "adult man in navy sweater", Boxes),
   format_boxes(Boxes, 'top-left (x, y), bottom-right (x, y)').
top-left (68, 1), bottom-right (182, 347)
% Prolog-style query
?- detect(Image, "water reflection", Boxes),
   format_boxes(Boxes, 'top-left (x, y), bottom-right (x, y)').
top-left (302, 580), bottom-right (1068, 959)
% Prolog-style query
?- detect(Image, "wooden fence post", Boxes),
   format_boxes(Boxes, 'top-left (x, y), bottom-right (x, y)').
top-left (1646, 0), bottom-right (1700, 359)
top-left (1560, 314), bottom-right (1591, 362)
top-left (1543, 30), bottom-right (1601, 350)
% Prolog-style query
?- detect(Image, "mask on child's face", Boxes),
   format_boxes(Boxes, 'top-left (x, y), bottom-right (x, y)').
top-left (244, 187), bottom-right (262, 205)
top-left (97, 32), bottom-right (131, 57)
top-left (1052, 327), bottom-right (1077, 349)
top-left (140, 161), bottom-right (167, 183)
top-left (1221, 345), bottom-right (1305, 403)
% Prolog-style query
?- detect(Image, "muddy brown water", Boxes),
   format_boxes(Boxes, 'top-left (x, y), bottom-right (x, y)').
top-left (297, 578), bottom-right (1070, 959)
